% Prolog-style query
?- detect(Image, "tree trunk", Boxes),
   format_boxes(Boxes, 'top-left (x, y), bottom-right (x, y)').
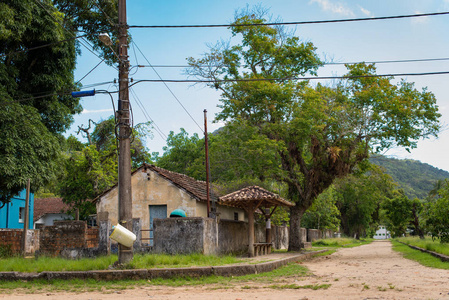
top-left (288, 205), bottom-right (305, 251)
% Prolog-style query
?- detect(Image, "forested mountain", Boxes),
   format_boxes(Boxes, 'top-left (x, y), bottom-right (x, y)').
top-left (370, 156), bottom-right (449, 199)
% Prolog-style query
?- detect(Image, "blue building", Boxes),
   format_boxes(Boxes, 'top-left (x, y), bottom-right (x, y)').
top-left (0, 189), bottom-right (34, 229)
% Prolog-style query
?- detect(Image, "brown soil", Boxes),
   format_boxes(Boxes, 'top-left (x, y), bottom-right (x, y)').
top-left (2, 240), bottom-right (449, 300)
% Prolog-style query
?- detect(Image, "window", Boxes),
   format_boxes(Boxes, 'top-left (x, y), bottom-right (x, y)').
top-left (19, 207), bottom-right (25, 223)
top-left (234, 212), bottom-right (239, 221)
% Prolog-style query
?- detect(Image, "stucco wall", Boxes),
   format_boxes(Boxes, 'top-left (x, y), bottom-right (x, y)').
top-left (34, 213), bottom-right (73, 228)
top-left (97, 169), bottom-right (200, 241)
top-left (96, 168), bottom-right (247, 243)
top-left (153, 217), bottom-right (217, 255)
top-left (0, 189), bottom-right (34, 229)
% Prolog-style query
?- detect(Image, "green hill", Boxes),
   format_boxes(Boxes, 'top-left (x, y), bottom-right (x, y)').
top-left (370, 156), bottom-right (449, 199)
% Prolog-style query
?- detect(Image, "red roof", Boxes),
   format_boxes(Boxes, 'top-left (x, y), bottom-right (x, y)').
top-left (219, 186), bottom-right (294, 208)
top-left (93, 164), bottom-right (220, 203)
top-left (33, 198), bottom-right (71, 222)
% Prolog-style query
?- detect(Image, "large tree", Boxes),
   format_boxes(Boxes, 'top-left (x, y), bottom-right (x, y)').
top-left (59, 117), bottom-right (152, 219)
top-left (0, 0), bottom-right (117, 206)
top-left (187, 7), bottom-right (440, 250)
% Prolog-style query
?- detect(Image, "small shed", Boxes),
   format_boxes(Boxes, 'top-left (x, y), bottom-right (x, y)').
top-left (220, 186), bottom-right (294, 257)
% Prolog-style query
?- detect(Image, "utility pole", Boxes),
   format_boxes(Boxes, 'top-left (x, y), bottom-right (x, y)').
top-left (204, 110), bottom-right (211, 217)
top-left (21, 179), bottom-right (30, 257)
top-left (117, 0), bottom-right (133, 264)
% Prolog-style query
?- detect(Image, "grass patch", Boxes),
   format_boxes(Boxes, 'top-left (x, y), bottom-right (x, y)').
top-left (268, 283), bottom-right (331, 290)
top-left (312, 237), bottom-right (372, 249)
top-left (396, 236), bottom-right (449, 256)
top-left (391, 240), bottom-right (449, 269)
top-left (0, 253), bottom-right (243, 273)
top-left (0, 262), bottom-right (310, 292)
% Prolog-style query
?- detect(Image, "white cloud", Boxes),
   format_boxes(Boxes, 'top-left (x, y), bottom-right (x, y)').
top-left (310, 0), bottom-right (354, 16)
top-left (411, 11), bottom-right (428, 24)
top-left (81, 108), bottom-right (114, 114)
top-left (359, 6), bottom-right (373, 17)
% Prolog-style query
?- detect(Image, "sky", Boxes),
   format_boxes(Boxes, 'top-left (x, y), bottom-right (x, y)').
top-left (70, 0), bottom-right (449, 172)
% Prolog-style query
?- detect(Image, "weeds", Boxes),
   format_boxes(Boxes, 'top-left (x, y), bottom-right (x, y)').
top-left (268, 283), bottom-right (331, 290)
top-left (391, 240), bottom-right (449, 269)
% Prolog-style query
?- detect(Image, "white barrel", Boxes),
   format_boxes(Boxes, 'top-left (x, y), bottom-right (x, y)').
top-left (109, 223), bottom-right (136, 248)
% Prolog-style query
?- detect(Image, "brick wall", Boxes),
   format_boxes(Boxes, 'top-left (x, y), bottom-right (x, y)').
top-left (39, 221), bottom-right (88, 256)
top-left (86, 228), bottom-right (99, 248)
top-left (0, 229), bottom-right (22, 253)
top-left (0, 229), bottom-right (39, 255)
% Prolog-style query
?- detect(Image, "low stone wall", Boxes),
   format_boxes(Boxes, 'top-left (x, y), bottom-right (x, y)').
top-left (0, 250), bottom-right (327, 281)
top-left (39, 221), bottom-right (102, 258)
top-left (307, 229), bottom-right (321, 242)
top-left (154, 218), bottom-right (299, 255)
top-left (86, 228), bottom-right (99, 248)
top-left (153, 217), bottom-right (218, 255)
top-left (273, 225), bottom-right (289, 250)
top-left (0, 229), bottom-right (39, 255)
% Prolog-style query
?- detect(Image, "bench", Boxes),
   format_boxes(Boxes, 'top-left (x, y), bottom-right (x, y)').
top-left (253, 243), bottom-right (272, 256)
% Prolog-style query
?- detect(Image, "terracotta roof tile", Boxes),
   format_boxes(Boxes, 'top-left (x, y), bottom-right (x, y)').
top-left (33, 198), bottom-right (71, 222)
top-left (219, 186), bottom-right (294, 208)
top-left (93, 164), bottom-right (220, 203)
top-left (143, 164), bottom-right (220, 202)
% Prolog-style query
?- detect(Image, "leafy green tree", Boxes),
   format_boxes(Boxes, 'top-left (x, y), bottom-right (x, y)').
top-left (186, 7), bottom-right (440, 250)
top-left (301, 186), bottom-right (340, 231)
top-left (155, 128), bottom-right (205, 179)
top-left (0, 0), bottom-right (117, 206)
top-left (382, 192), bottom-right (413, 238)
top-left (410, 198), bottom-right (425, 239)
top-left (426, 180), bottom-right (449, 243)
top-left (59, 117), bottom-right (152, 219)
top-left (335, 166), bottom-right (395, 238)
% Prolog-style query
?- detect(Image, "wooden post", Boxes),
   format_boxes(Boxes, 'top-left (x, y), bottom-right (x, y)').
top-left (247, 204), bottom-right (255, 257)
top-left (21, 179), bottom-right (30, 257)
top-left (265, 208), bottom-right (272, 244)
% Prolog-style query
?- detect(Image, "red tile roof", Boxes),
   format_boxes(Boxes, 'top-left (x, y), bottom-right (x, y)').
top-left (219, 186), bottom-right (294, 209)
top-left (93, 164), bottom-right (220, 203)
top-left (143, 164), bottom-right (220, 203)
top-left (33, 198), bottom-right (71, 222)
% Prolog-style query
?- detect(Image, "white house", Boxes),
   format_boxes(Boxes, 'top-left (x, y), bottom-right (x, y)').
top-left (33, 198), bottom-right (73, 229)
top-left (373, 225), bottom-right (391, 239)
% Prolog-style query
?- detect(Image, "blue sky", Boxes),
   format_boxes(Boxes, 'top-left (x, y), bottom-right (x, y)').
top-left (71, 0), bottom-right (449, 172)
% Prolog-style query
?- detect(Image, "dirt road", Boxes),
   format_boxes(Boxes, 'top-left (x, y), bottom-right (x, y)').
top-left (2, 240), bottom-right (449, 300)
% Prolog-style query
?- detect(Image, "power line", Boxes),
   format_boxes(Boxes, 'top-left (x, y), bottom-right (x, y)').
top-left (132, 41), bottom-right (204, 133)
top-left (129, 11), bottom-right (449, 29)
top-left (76, 58), bottom-right (106, 84)
top-left (94, 0), bottom-right (116, 27)
top-left (132, 56), bottom-right (449, 69)
top-left (33, 0), bottom-right (116, 70)
top-left (129, 87), bottom-right (168, 141)
top-left (129, 70), bottom-right (449, 86)
top-left (0, 34), bottom-right (90, 58)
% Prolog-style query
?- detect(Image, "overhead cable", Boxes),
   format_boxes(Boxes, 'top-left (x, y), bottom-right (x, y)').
top-left (0, 34), bottom-right (90, 58)
top-left (33, 0), bottom-right (117, 70)
top-left (129, 11), bottom-right (449, 29)
top-left (129, 70), bottom-right (449, 86)
top-left (133, 56), bottom-right (449, 69)
top-left (130, 87), bottom-right (168, 141)
top-left (132, 41), bottom-right (204, 133)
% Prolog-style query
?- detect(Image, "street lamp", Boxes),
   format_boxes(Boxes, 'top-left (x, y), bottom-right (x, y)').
top-left (98, 33), bottom-right (112, 46)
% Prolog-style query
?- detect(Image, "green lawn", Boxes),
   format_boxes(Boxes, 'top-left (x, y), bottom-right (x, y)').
top-left (391, 239), bottom-right (449, 269)
top-left (0, 253), bottom-right (243, 273)
top-left (395, 236), bottom-right (449, 256)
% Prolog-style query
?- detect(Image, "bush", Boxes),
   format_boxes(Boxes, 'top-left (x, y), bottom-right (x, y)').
top-left (0, 244), bottom-right (13, 258)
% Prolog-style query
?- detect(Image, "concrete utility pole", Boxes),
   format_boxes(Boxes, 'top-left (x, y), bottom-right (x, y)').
top-left (117, 0), bottom-right (133, 264)
top-left (21, 179), bottom-right (30, 257)
top-left (204, 109), bottom-right (211, 217)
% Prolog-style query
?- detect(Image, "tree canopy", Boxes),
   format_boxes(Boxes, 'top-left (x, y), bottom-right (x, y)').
top-left (0, 0), bottom-right (117, 206)
top-left (59, 117), bottom-right (152, 219)
top-left (186, 7), bottom-right (441, 250)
